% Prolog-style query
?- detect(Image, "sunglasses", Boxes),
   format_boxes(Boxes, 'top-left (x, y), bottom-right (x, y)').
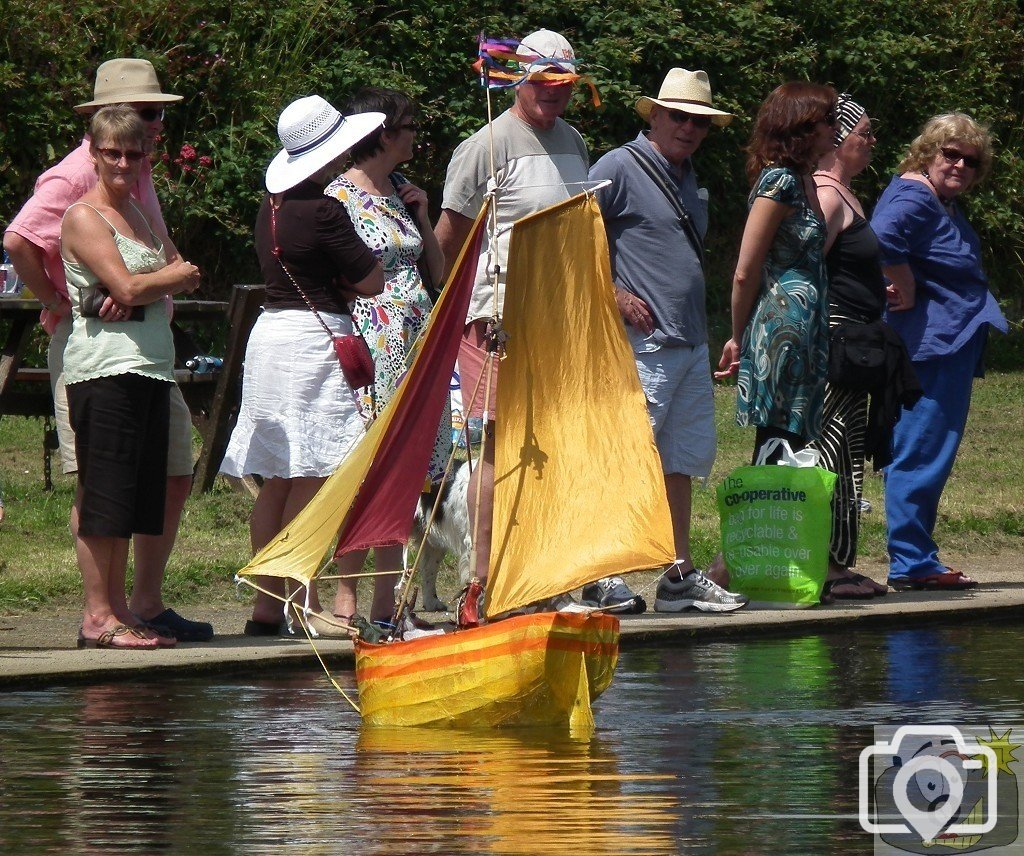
top-left (939, 146), bottom-right (981, 169)
top-left (852, 126), bottom-right (876, 140)
top-left (135, 107), bottom-right (165, 122)
top-left (663, 109), bottom-right (713, 129)
top-left (97, 147), bottom-right (147, 163)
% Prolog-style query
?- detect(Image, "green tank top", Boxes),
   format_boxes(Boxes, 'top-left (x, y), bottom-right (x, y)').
top-left (61, 201), bottom-right (175, 385)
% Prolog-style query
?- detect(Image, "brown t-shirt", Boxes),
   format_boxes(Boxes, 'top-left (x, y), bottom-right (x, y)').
top-left (255, 179), bottom-right (377, 314)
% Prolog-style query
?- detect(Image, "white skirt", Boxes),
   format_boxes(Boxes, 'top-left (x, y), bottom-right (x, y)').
top-left (220, 308), bottom-right (365, 479)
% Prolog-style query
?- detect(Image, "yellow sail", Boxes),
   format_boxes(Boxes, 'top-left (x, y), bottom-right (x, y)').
top-left (486, 193), bottom-right (674, 616)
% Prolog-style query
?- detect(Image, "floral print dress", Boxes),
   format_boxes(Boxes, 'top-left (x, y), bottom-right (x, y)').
top-left (736, 166), bottom-right (829, 439)
top-left (324, 175), bottom-right (452, 483)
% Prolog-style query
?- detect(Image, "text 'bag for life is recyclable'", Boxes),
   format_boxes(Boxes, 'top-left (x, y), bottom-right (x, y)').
top-left (716, 442), bottom-right (836, 608)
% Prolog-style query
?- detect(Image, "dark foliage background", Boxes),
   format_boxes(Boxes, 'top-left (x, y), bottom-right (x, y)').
top-left (3, 0), bottom-right (1023, 324)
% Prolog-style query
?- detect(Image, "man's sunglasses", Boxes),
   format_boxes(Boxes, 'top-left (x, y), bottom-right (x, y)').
top-left (939, 146), bottom-right (981, 169)
top-left (664, 109), bottom-right (713, 129)
top-left (136, 107), bottom-right (165, 122)
top-left (97, 147), bottom-right (148, 163)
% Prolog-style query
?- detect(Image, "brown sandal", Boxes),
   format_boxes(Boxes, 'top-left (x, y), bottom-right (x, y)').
top-left (77, 623), bottom-right (160, 650)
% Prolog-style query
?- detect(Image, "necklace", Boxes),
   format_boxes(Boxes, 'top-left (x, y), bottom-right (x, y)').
top-left (922, 171), bottom-right (954, 208)
top-left (812, 170), bottom-right (851, 189)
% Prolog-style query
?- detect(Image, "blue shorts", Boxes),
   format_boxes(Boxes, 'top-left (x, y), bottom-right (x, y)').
top-left (629, 331), bottom-right (717, 478)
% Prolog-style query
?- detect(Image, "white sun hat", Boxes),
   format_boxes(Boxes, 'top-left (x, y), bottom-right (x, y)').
top-left (265, 95), bottom-right (385, 193)
top-left (636, 68), bottom-right (733, 127)
top-left (516, 29), bottom-right (577, 74)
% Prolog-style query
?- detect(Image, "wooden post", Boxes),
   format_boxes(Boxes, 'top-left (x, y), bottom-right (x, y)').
top-left (192, 284), bottom-right (265, 493)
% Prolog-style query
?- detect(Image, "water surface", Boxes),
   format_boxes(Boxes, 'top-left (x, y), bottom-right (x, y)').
top-left (2, 623), bottom-right (1022, 854)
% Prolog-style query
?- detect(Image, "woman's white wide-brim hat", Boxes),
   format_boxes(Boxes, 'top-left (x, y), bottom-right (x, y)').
top-left (636, 68), bottom-right (733, 127)
top-left (265, 95), bottom-right (384, 193)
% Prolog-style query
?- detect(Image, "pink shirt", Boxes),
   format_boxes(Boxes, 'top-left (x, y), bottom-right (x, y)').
top-left (5, 137), bottom-right (167, 333)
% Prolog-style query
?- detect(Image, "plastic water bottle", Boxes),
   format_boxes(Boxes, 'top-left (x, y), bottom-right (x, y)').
top-left (185, 355), bottom-right (223, 374)
top-left (0, 252), bottom-right (23, 296)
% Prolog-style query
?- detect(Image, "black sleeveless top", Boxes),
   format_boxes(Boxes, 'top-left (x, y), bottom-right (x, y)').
top-left (822, 190), bottom-right (887, 321)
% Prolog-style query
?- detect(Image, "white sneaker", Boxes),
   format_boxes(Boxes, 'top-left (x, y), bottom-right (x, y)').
top-left (654, 571), bottom-right (748, 613)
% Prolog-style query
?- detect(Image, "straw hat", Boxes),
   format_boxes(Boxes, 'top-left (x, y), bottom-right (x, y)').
top-left (74, 58), bottom-right (183, 113)
top-left (636, 68), bottom-right (732, 127)
top-left (265, 95), bottom-right (384, 194)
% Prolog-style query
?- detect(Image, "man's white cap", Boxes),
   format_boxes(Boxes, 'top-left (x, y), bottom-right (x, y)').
top-left (516, 29), bottom-right (576, 74)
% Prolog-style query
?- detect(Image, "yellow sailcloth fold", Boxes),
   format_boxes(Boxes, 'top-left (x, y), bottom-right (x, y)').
top-left (486, 193), bottom-right (674, 616)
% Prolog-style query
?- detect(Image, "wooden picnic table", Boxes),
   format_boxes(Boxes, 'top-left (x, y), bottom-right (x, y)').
top-left (0, 286), bottom-right (266, 492)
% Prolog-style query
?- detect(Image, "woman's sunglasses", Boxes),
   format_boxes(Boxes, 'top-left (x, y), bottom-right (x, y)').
top-left (939, 146), bottom-right (981, 169)
top-left (97, 147), bottom-right (147, 163)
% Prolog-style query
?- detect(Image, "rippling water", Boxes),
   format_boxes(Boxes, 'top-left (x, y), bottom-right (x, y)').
top-left (2, 623), bottom-right (1023, 854)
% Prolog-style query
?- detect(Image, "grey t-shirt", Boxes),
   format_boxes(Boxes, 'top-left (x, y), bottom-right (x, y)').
top-left (442, 109), bottom-right (590, 321)
top-left (589, 132), bottom-right (708, 348)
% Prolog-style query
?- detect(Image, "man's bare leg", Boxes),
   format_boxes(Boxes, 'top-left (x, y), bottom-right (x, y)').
top-left (663, 472), bottom-right (693, 580)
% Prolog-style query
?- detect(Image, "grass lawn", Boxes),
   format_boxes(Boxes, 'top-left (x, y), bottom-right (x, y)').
top-left (2, 355), bottom-right (1023, 613)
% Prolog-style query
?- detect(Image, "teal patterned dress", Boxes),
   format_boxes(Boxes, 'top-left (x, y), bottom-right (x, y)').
top-left (736, 166), bottom-right (829, 439)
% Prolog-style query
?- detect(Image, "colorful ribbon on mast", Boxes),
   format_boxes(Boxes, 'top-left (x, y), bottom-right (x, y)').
top-left (473, 34), bottom-right (601, 107)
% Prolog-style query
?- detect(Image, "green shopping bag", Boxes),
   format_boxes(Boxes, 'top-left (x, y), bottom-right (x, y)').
top-left (716, 442), bottom-right (837, 609)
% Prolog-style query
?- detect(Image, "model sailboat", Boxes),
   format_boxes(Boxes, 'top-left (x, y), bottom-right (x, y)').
top-left (235, 189), bottom-right (673, 728)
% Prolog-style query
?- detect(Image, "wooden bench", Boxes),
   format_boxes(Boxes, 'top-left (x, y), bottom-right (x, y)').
top-left (0, 285), bottom-right (266, 493)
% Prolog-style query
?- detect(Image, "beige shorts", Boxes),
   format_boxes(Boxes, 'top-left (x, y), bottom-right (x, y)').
top-left (49, 317), bottom-right (194, 477)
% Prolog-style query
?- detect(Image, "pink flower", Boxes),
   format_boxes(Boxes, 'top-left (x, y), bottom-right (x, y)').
top-left (182, 164), bottom-right (194, 174)
top-left (198, 155), bottom-right (213, 168)
top-left (161, 152), bottom-right (171, 162)
top-left (180, 144), bottom-right (197, 161)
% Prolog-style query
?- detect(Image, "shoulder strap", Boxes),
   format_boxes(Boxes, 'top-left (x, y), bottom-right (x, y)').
top-left (127, 198), bottom-right (162, 246)
top-left (269, 201), bottom-right (337, 341)
top-left (814, 178), bottom-right (860, 217)
top-left (622, 142), bottom-right (704, 269)
top-left (65, 201), bottom-right (118, 233)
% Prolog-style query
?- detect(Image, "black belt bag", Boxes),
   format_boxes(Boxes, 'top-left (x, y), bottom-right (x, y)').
top-left (828, 319), bottom-right (887, 391)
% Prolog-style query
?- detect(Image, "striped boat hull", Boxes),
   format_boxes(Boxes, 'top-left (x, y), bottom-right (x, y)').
top-left (355, 612), bottom-right (620, 728)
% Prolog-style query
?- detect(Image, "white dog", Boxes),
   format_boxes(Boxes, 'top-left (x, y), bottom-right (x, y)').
top-left (407, 461), bottom-right (473, 612)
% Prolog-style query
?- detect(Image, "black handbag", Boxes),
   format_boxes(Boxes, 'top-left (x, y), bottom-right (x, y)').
top-left (828, 319), bottom-right (887, 391)
top-left (78, 285), bottom-right (144, 320)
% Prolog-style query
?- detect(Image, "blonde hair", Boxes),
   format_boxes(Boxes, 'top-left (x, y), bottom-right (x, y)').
top-left (898, 112), bottom-right (993, 186)
top-left (88, 104), bottom-right (145, 151)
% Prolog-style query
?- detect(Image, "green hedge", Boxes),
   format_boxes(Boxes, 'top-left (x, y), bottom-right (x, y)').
top-left (4, 0), bottom-right (1023, 322)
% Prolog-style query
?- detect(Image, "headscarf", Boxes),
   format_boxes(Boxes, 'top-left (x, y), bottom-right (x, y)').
top-left (834, 93), bottom-right (866, 146)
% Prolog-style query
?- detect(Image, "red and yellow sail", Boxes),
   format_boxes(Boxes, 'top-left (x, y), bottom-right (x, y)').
top-left (235, 203), bottom-right (489, 587)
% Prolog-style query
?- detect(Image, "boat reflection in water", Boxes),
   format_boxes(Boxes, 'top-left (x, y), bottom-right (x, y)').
top-left (351, 726), bottom-right (679, 854)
